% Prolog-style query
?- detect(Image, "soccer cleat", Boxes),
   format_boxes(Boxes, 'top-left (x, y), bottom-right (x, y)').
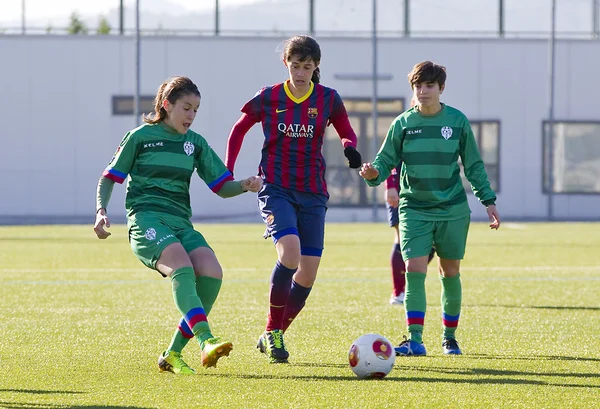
top-left (257, 329), bottom-right (289, 363)
top-left (158, 350), bottom-right (196, 375)
top-left (394, 336), bottom-right (427, 356)
top-left (201, 337), bottom-right (233, 368)
top-left (442, 338), bottom-right (462, 355)
top-left (389, 292), bottom-right (405, 305)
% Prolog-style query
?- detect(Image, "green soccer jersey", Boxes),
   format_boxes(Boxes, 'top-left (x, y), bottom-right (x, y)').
top-left (365, 104), bottom-right (496, 221)
top-left (102, 122), bottom-right (233, 219)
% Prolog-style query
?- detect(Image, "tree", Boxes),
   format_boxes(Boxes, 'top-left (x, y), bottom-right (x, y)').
top-left (67, 12), bottom-right (88, 35)
top-left (97, 16), bottom-right (111, 35)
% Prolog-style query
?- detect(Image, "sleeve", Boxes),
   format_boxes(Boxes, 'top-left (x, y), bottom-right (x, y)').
top-left (102, 131), bottom-right (139, 184)
top-left (194, 136), bottom-right (235, 194)
top-left (329, 91), bottom-right (357, 149)
top-left (365, 119), bottom-right (404, 187)
top-left (459, 117), bottom-right (497, 205)
top-left (96, 176), bottom-right (115, 212)
top-left (225, 113), bottom-right (259, 173)
top-left (240, 88), bottom-right (266, 122)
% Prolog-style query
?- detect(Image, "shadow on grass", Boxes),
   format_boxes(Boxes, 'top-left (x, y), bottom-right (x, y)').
top-left (202, 371), bottom-right (553, 385)
top-left (466, 353), bottom-right (600, 362)
top-left (0, 402), bottom-right (152, 409)
top-left (0, 390), bottom-right (154, 409)
top-left (471, 304), bottom-right (600, 311)
top-left (0, 390), bottom-right (84, 395)
top-left (401, 365), bottom-right (600, 379)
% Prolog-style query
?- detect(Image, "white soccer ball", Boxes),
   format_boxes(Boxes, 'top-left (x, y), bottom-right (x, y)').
top-left (348, 333), bottom-right (396, 379)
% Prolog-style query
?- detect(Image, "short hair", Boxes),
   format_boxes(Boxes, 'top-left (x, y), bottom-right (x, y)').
top-left (407, 61), bottom-right (447, 89)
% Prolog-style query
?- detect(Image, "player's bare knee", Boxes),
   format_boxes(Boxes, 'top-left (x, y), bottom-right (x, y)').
top-left (438, 258), bottom-right (460, 277)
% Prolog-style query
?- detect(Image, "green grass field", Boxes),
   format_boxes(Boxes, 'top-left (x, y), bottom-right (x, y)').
top-left (1, 222), bottom-right (599, 409)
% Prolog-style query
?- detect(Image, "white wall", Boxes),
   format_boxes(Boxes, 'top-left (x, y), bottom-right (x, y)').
top-left (0, 35), bottom-right (599, 223)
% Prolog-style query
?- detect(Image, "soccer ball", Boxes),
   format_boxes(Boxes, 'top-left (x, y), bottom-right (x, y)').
top-left (348, 333), bottom-right (396, 379)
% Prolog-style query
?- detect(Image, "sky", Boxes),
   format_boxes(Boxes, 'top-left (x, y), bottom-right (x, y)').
top-left (0, 0), bottom-right (260, 24)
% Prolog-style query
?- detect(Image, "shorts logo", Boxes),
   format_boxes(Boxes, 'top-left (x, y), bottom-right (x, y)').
top-left (307, 107), bottom-right (318, 119)
top-left (183, 141), bottom-right (195, 156)
top-left (145, 228), bottom-right (157, 241)
top-left (441, 126), bottom-right (453, 140)
top-left (266, 214), bottom-right (275, 226)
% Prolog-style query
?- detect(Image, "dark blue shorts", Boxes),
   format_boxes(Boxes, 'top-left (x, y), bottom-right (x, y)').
top-left (386, 202), bottom-right (399, 227)
top-left (257, 183), bottom-right (327, 257)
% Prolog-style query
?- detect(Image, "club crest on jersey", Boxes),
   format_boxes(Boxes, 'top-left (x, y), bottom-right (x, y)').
top-left (266, 214), bottom-right (275, 226)
top-left (441, 126), bottom-right (453, 140)
top-left (145, 228), bottom-right (157, 241)
top-left (307, 107), bottom-right (318, 119)
top-left (183, 141), bottom-right (195, 156)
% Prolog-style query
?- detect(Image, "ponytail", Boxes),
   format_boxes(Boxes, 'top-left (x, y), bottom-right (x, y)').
top-left (144, 81), bottom-right (168, 124)
top-left (311, 67), bottom-right (321, 84)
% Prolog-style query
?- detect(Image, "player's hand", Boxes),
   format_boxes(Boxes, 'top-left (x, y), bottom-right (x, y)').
top-left (94, 209), bottom-right (111, 239)
top-left (385, 188), bottom-right (399, 208)
top-left (359, 163), bottom-right (379, 181)
top-left (487, 204), bottom-right (500, 230)
top-left (344, 146), bottom-right (362, 169)
top-left (242, 176), bottom-right (263, 193)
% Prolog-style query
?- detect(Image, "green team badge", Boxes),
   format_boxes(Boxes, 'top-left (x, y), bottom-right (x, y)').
top-left (184, 141), bottom-right (195, 156)
top-left (441, 126), bottom-right (453, 140)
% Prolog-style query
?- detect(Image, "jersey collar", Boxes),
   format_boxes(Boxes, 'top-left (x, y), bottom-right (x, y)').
top-left (284, 80), bottom-right (314, 104)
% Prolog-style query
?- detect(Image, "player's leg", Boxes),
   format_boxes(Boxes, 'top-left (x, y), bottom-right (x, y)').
top-left (389, 213), bottom-right (406, 305)
top-left (281, 194), bottom-right (326, 333)
top-left (257, 184), bottom-right (299, 363)
top-left (164, 226), bottom-right (231, 368)
top-left (129, 214), bottom-right (198, 374)
top-left (434, 216), bottom-right (470, 355)
top-left (394, 219), bottom-right (435, 357)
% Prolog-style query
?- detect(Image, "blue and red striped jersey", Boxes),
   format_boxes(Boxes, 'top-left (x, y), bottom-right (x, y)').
top-left (241, 81), bottom-right (357, 196)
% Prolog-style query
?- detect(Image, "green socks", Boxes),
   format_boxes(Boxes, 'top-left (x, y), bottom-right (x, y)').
top-left (405, 272), bottom-right (427, 343)
top-left (441, 273), bottom-right (462, 339)
top-left (170, 267), bottom-right (212, 345)
top-left (167, 274), bottom-right (222, 353)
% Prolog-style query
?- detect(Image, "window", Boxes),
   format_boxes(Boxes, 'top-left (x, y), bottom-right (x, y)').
top-left (324, 98), bottom-right (501, 206)
top-left (112, 95), bottom-right (155, 115)
top-left (543, 121), bottom-right (600, 194)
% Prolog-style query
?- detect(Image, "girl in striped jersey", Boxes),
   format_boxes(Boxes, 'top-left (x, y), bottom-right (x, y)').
top-left (361, 61), bottom-right (501, 356)
top-left (93, 76), bottom-right (263, 374)
top-left (225, 35), bottom-right (362, 363)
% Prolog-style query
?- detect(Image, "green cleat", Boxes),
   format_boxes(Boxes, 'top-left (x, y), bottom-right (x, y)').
top-left (201, 337), bottom-right (233, 368)
top-left (158, 350), bottom-right (196, 375)
top-left (257, 330), bottom-right (289, 363)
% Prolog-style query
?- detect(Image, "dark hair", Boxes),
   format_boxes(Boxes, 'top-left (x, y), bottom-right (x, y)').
top-left (282, 35), bottom-right (321, 84)
top-left (144, 76), bottom-right (201, 124)
top-left (407, 61), bottom-right (447, 89)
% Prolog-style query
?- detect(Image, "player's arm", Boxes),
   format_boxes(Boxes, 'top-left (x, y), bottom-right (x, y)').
top-left (94, 131), bottom-right (139, 239)
top-left (329, 91), bottom-right (361, 168)
top-left (225, 113), bottom-right (259, 174)
top-left (459, 119), bottom-right (496, 206)
top-left (460, 119), bottom-right (500, 229)
top-left (385, 167), bottom-right (400, 207)
top-left (225, 90), bottom-right (265, 173)
top-left (362, 119), bottom-right (404, 187)
top-left (196, 136), bottom-right (262, 198)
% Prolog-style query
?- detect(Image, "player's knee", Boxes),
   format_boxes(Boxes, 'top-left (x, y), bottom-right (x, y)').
top-left (438, 259), bottom-right (460, 277)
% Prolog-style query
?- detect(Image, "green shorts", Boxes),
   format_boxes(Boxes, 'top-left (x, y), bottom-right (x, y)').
top-left (128, 212), bottom-right (211, 271)
top-left (399, 216), bottom-right (470, 260)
